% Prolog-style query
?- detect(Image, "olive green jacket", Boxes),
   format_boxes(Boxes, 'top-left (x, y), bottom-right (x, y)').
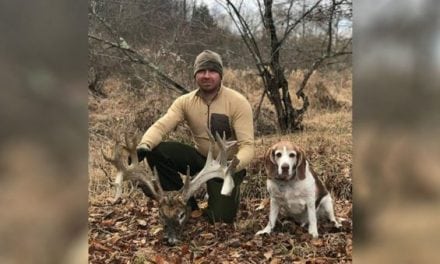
top-left (140, 85), bottom-right (255, 171)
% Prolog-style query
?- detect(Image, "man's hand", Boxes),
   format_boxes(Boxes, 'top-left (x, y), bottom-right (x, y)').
top-left (227, 156), bottom-right (240, 174)
top-left (136, 143), bottom-right (150, 162)
top-left (128, 143), bottom-right (150, 165)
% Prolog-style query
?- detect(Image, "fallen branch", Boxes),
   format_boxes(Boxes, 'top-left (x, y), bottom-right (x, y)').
top-left (89, 34), bottom-right (190, 95)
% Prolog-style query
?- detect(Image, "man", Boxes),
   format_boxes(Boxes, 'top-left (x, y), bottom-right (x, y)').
top-left (136, 50), bottom-right (254, 223)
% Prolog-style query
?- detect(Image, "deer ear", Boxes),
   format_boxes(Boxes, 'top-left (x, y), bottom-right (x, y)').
top-left (152, 166), bottom-right (164, 199)
top-left (296, 148), bottom-right (306, 180)
top-left (177, 195), bottom-right (186, 205)
top-left (180, 166), bottom-right (191, 201)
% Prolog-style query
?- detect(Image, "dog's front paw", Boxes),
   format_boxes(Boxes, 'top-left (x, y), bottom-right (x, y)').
top-left (256, 226), bottom-right (272, 236)
top-left (333, 217), bottom-right (345, 228)
top-left (308, 227), bottom-right (319, 238)
top-left (333, 220), bottom-right (342, 228)
top-left (311, 231), bottom-right (319, 238)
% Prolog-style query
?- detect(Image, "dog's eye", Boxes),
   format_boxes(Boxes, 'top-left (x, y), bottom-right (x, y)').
top-left (289, 153), bottom-right (296, 158)
top-left (275, 152), bottom-right (282, 158)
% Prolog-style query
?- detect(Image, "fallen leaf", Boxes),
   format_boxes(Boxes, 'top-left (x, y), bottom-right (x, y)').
top-left (92, 241), bottom-right (111, 252)
top-left (137, 219), bottom-right (147, 226)
top-left (106, 197), bottom-right (120, 204)
top-left (346, 237), bottom-right (353, 254)
top-left (264, 249), bottom-right (273, 260)
top-left (155, 255), bottom-right (166, 264)
top-left (199, 232), bottom-right (215, 240)
top-left (191, 210), bottom-right (203, 218)
top-left (227, 238), bottom-right (241, 248)
top-left (270, 257), bottom-right (282, 264)
top-left (151, 226), bottom-right (163, 235)
top-left (199, 201), bottom-right (208, 209)
top-left (110, 234), bottom-right (121, 243)
top-left (101, 219), bottom-right (115, 226)
top-left (311, 238), bottom-right (324, 247)
top-left (299, 233), bottom-right (312, 241)
top-left (181, 244), bottom-right (189, 255)
top-left (256, 198), bottom-right (269, 211)
top-left (231, 250), bottom-right (241, 258)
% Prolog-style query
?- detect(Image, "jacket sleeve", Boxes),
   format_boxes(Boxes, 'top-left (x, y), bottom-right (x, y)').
top-left (232, 98), bottom-right (255, 171)
top-left (139, 96), bottom-right (185, 149)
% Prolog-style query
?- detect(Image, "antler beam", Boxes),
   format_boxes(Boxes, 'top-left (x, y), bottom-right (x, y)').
top-left (102, 134), bottom-right (163, 203)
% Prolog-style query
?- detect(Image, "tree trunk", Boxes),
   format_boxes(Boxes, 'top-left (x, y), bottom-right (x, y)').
top-left (263, 0), bottom-right (306, 133)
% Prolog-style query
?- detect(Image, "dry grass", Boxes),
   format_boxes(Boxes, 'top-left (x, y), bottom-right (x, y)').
top-left (89, 67), bottom-right (352, 202)
top-left (88, 68), bottom-right (352, 262)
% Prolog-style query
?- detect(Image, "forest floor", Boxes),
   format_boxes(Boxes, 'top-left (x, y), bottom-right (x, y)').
top-left (88, 69), bottom-right (352, 263)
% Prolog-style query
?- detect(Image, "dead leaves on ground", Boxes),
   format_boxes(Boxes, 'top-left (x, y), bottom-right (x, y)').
top-left (89, 197), bottom-right (352, 263)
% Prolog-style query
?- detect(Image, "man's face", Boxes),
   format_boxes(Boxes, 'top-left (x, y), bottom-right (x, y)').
top-left (195, 69), bottom-right (221, 93)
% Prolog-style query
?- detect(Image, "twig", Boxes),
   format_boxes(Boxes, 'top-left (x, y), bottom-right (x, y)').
top-left (89, 10), bottom-right (190, 95)
top-left (253, 89), bottom-right (268, 125)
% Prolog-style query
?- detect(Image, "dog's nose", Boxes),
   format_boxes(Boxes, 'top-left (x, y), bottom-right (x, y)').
top-left (281, 164), bottom-right (289, 171)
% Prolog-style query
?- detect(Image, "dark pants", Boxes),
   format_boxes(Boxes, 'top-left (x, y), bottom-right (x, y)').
top-left (144, 141), bottom-right (245, 223)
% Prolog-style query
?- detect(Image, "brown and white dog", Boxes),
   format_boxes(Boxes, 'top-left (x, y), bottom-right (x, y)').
top-left (256, 141), bottom-right (341, 238)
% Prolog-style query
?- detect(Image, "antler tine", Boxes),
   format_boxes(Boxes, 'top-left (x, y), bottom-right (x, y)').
top-left (225, 155), bottom-right (239, 176)
top-left (112, 171), bottom-right (124, 203)
top-left (123, 133), bottom-right (139, 166)
top-left (152, 167), bottom-right (164, 199)
top-left (215, 131), bottom-right (238, 196)
top-left (206, 128), bottom-right (216, 142)
top-left (205, 128), bottom-right (216, 163)
top-left (181, 165), bottom-right (191, 196)
top-left (101, 140), bottom-right (127, 203)
top-left (223, 132), bottom-right (237, 149)
top-left (214, 131), bottom-right (237, 165)
top-left (102, 134), bottom-right (165, 203)
top-left (181, 129), bottom-right (218, 201)
top-left (128, 165), bottom-right (164, 202)
top-left (102, 141), bottom-right (126, 172)
top-left (182, 129), bottom-right (240, 200)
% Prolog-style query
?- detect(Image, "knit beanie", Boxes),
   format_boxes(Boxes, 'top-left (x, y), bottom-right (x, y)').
top-left (193, 50), bottom-right (223, 77)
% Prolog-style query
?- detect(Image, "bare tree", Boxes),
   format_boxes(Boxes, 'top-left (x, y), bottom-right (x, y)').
top-left (88, 0), bottom-right (190, 95)
top-left (88, 0), bottom-right (224, 95)
top-left (223, 0), bottom-right (352, 132)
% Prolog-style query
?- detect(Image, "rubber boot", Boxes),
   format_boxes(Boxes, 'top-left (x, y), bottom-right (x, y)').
top-left (204, 170), bottom-right (245, 223)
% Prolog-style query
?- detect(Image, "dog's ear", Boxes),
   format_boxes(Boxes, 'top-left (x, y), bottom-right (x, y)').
top-left (264, 146), bottom-right (277, 178)
top-left (296, 147), bottom-right (306, 180)
top-left (269, 148), bottom-right (276, 164)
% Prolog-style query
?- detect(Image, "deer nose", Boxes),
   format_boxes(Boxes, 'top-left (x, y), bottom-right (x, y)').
top-left (167, 237), bottom-right (179, 246)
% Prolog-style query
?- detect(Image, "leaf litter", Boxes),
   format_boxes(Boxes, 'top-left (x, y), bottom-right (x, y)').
top-left (89, 194), bottom-right (352, 263)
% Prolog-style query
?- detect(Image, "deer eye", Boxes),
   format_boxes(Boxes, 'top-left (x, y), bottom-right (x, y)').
top-left (289, 153), bottom-right (296, 158)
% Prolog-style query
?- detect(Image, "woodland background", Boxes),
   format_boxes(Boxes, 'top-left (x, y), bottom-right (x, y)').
top-left (88, 0), bottom-right (352, 263)
top-left (1, 0), bottom-right (440, 264)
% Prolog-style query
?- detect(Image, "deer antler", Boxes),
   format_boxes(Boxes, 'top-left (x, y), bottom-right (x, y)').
top-left (102, 134), bottom-right (163, 203)
top-left (181, 129), bottom-right (239, 201)
top-left (210, 131), bottom-right (239, 195)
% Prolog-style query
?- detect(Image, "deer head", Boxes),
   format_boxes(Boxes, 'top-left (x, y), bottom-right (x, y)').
top-left (102, 130), bottom-right (238, 245)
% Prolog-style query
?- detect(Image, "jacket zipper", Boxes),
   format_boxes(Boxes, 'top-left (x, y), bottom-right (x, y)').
top-left (206, 103), bottom-right (211, 129)
top-left (202, 86), bottom-right (220, 131)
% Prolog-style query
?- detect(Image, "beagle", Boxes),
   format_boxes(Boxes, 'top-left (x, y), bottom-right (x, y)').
top-left (256, 141), bottom-right (341, 238)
